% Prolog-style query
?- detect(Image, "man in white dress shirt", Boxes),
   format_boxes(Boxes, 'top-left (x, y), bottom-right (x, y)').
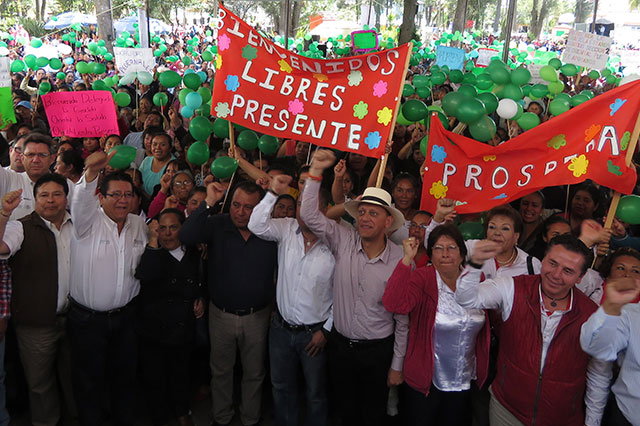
top-left (67, 152), bottom-right (148, 426)
top-left (248, 175), bottom-right (335, 426)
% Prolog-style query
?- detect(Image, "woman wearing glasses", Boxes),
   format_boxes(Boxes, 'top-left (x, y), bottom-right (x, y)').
top-left (147, 170), bottom-right (195, 219)
top-left (407, 211), bottom-right (433, 268)
top-left (383, 224), bottom-right (490, 426)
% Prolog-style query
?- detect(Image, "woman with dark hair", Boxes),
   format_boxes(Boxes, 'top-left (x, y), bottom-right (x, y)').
top-left (565, 183), bottom-right (601, 232)
top-left (599, 247), bottom-right (640, 304)
top-left (383, 224), bottom-right (490, 426)
top-left (147, 169), bottom-right (195, 219)
top-left (54, 149), bottom-right (84, 183)
top-left (389, 173), bottom-right (420, 245)
top-left (517, 191), bottom-right (546, 253)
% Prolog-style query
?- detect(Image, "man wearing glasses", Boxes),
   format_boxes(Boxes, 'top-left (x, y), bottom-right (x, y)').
top-left (67, 151), bottom-right (148, 426)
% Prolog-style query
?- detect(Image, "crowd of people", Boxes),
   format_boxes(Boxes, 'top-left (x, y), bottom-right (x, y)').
top-left (0, 15), bottom-right (639, 426)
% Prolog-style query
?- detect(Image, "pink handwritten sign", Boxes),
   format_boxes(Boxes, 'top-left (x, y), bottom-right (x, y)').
top-left (42, 91), bottom-right (119, 137)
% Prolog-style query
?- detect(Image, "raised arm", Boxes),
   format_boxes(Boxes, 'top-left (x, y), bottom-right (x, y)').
top-left (0, 190), bottom-right (23, 255)
top-left (230, 146), bottom-right (271, 184)
top-left (331, 159), bottom-right (347, 205)
top-left (383, 237), bottom-right (424, 314)
top-left (178, 182), bottom-right (225, 246)
top-left (247, 175), bottom-right (292, 242)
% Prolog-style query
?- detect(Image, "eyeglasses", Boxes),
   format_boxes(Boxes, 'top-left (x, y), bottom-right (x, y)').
top-left (23, 152), bottom-right (51, 159)
top-left (173, 180), bottom-right (193, 187)
top-left (12, 146), bottom-right (23, 153)
top-left (105, 192), bottom-right (134, 200)
top-left (432, 245), bottom-right (460, 253)
top-left (407, 222), bottom-right (428, 230)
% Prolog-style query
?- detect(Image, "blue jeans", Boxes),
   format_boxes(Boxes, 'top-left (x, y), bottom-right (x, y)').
top-left (269, 315), bottom-right (328, 426)
top-left (0, 338), bottom-right (9, 426)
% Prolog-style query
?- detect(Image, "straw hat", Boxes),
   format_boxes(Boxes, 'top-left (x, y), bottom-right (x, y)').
top-left (344, 187), bottom-right (406, 233)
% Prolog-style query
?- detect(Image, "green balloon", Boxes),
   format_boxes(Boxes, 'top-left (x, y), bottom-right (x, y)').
top-left (402, 99), bottom-right (428, 122)
top-left (416, 86), bottom-right (430, 99)
top-left (522, 85), bottom-right (532, 97)
top-left (549, 98), bottom-right (570, 116)
top-left (36, 57), bottom-right (49, 68)
top-left (38, 81), bottom-right (52, 94)
top-left (469, 115), bottom-right (497, 142)
top-left (455, 98), bottom-right (485, 124)
top-left (211, 156), bottom-right (238, 179)
top-left (449, 70), bottom-right (464, 83)
top-left (462, 72), bottom-right (477, 85)
top-left (555, 93), bottom-right (571, 103)
top-left (498, 84), bottom-right (524, 100)
top-left (458, 221), bottom-right (484, 240)
top-left (183, 73), bottom-right (201, 90)
top-left (105, 53), bottom-right (114, 61)
top-left (423, 108), bottom-right (450, 130)
top-left (477, 92), bottom-right (499, 114)
top-left (430, 72), bottom-right (446, 85)
top-left (516, 112), bottom-right (540, 131)
top-left (402, 84), bottom-right (415, 97)
top-left (24, 54), bottom-right (37, 69)
top-left (588, 70), bottom-right (600, 79)
top-left (539, 65), bottom-right (558, 82)
top-left (457, 84), bottom-right (478, 98)
top-left (570, 94), bottom-right (589, 106)
top-left (580, 90), bottom-right (594, 99)
top-left (76, 62), bottom-right (89, 74)
top-left (182, 56), bottom-right (192, 66)
top-left (159, 70), bottom-right (181, 88)
top-left (10, 60), bottom-right (25, 72)
top-left (92, 62), bottom-right (106, 74)
top-left (202, 51), bottom-right (214, 61)
top-left (605, 75), bottom-right (617, 85)
top-left (420, 135), bottom-right (428, 157)
top-left (548, 58), bottom-right (562, 70)
top-left (179, 88), bottom-right (194, 106)
top-left (510, 67), bottom-right (531, 86)
top-left (92, 80), bottom-right (107, 91)
top-left (475, 73), bottom-right (493, 90)
top-left (548, 80), bottom-right (565, 95)
top-left (153, 92), bottom-right (168, 107)
top-left (530, 84), bottom-right (549, 98)
top-left (489, 66), bottom-right (510, 85)
top-left (258, 134), bottom-right (279, 155)
top-left (237, 130), bottom-right (259, 150)
top-left (109, 145), bottom-right (137, 169)
top-left (213, 118), bottom-right (230, 138)
top-left (187, 141), bottom-right (210, 166)
top-left (560, 64), bottom-right (578, 76)
top-left (513, 104), bottom-right (524, 120)
top-left (616, 195), bottom-right (640, 225)
top-left (602, 69), bottom-right (612, 77)
top-left (441, 91), bottom-right (466, 117)
top-left (198, 87), bottom-right (212, 104)
top-left (114, 92), bottom-right (131, 107)
top-left (396, 109), bottom-right (412, 126)
top-left (49, 58), bottom-right (62, 70)
top-left (189, 116), bottom-right (213, 141)
top-left (31, 38), bottom-right (42, 48)
top-left (56, 72), bottom-right (65, 80)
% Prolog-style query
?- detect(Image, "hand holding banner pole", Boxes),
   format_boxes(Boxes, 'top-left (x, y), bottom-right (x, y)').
top-left (376, 42), bottom-right (413, 188)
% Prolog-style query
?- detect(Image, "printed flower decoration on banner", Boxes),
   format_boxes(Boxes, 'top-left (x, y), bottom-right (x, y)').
top-left (278, 60), bottom-right (293, 73)
top-left (547, 135), bottom-right (567, 150)
top-left (288, 99), bottom-right (304, 115)
top-left (376, 107), bottom-right (393, 126)
top-left (353, 101), bottom-right (368, 119)
top-left (429, 181), bottom-right (448, 199)
top-left (313, 73), bottom-right (328, 82)
top-left (365, 132), bottom-right (381, 150)
top-left (373, 80), bottom-right (388, 98)
top-left (214, 102), bottom-right (230, 118)
top-left (492, 193), bottom-right (508, 200)
top-left (483, 155), bottom-right (496, 162)
top-left (216, 54), bottom-right (223, 70)
top-left (348, 70), bottom-right (363, 87)
top-left (609, 98), bottom-right (627, 116)
top-left (621, 131), bottom-right (631, 151)
top-left (568, 154), bottom-right (589, 178)
top-left (607, 160), bottom-right (623, 176)
top-left (584, 124), bottom-right (601, 141)
top-left (241, 44), bottom-right (257, 61)
top-left (218, 33), bottom-right (231, 51)
top-left (431, 145), bottom-right (447, 164)
top-left (224, 75), bottom-right (240, 92)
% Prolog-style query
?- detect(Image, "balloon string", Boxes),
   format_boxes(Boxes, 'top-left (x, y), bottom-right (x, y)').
top-left (221, 170), bottom-right (236, 212)
top-left (201, 164), bottom-right (204, 183)
top-left (259, 151), bottom-right (263, 171)
top-left (306, 143), bottom-right (312, 165)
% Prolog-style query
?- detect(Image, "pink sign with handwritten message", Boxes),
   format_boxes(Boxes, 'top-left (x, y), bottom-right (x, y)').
top-left (42, 91), bottom-right (119, 137)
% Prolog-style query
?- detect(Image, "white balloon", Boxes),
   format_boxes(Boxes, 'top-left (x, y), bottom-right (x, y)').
top-left (57, 44), bottom-right (72, 55)
top-left (619, 74), bottom-right (640, 86)
top-left (0, 47), bottom-right (8, 56)
top-left (137, 71), bottom-right (153, 85)
top-left (119, 72), bottom-right (136, 86)
top-left (497, 98), bottom-right (518, 119)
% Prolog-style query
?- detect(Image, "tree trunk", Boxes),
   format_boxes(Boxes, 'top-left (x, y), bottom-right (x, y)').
top-left (278, 0), bottom-right (287, 37)
top-left (493, 0), bottom-right (502, 33)
top-left (531, 0), bottom-right (551, 39)
top-left (575, 0), bottom-right (593, 23)
top-left (530, 0), bottom-right (539, 37)
top-left (290, 0), bottom-right (303, 38)
top-left (452, 0), bottom-right (468, 34)
top-left (375, 1), bottom-right (382, 29)
top-left (95, 0), bottom-right (115, 53)
top-left (34, 0), bottom-right (40, 21)
top-left (398, 0), bottom-right (417, 45)
top-left (40, 0), bottom-right (46, 21)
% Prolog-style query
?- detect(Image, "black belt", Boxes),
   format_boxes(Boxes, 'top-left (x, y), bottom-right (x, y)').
top-left (69, 297), bottom-right (136, 316)
top-left (275, 311), bottom-right (324, 333)
top-left (213, 303), bottom-right (267, 317)
top-left (332, 330), bottom-right (393, 349)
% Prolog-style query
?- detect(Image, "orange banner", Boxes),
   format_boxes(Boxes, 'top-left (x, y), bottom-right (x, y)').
top-left (211, 4), bottom-right (411, 158)
top-left (420, 80), bottom-right (640, 214)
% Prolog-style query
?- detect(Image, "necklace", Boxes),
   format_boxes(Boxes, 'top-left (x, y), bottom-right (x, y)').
top-left (541, 288), bottom-right (571, 308)
top-left (303, 235), bottom-right (317, 247)
top-left (496, 248), bottom-right (517, 266)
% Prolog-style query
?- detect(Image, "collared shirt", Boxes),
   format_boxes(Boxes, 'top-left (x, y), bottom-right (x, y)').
top-left (300, 179), bottom-right (409, 371)
top-left (432, 270), bottom-right (485, 392)
top-left (178, 203), bottom-right (277, 310)
top-left (69, 175), bottom-right (148, 311)
top-left (248, 191), bottom-right (335, 330)
top-left (123, 131), bottom-right (143, 150)
top-left (1, 212), bottom-right (73, 312)
top-left (581, 304), bottom-right (640, 426)
top-left (456, 267), bottom-right (610, 426)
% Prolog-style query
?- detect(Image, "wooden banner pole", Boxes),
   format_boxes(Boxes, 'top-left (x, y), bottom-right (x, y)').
top-left (376, 42), bottom-right (413, 188)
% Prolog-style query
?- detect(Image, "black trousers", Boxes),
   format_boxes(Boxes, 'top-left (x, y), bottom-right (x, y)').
top-left (402, 383), bottom-right (472, 426)
top-left (139, 337), bottom-right (192, 426)
top-left (67, 301), bottom-right (137, 426)
top-left (329, 331), bottom-right (394, 426)
top-left (605, 396), bottom-right (633, 426)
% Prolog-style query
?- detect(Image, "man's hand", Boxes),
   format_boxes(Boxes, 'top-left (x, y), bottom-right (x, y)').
top-left (304, 329), bottom-right (327, 357)
top-left (205, 182), bottom-right (226, 207)
top-left (470, 240), bottom-right (501, 265)
top-left (387, 368), bottom-right (404, 387)
top-left (148, 220), bottom-right (159, 248)
top-left (164, 195), bottom-right (179, 210)
top-left (85, 151), bottom-right (115, 182)
top-left (256, 177), bottom-right (271, 190)
top-left (309, 149), bottom-right (336, 177)
top-left (602, 277), bottom-right (640, 316)
top-left (270, 175), bottom-right (292, 196)
top-left (334, 159), bottom-right (346, 179)
top-left (193, 298), bottom-right (205, 319)
top-left (579, 219), bottom-right (609, 248)
top-left (434, 198), bottom-right (456, 223)
top-left (401, 237), bottom-right (419, 266)
top-left (1, 189), bottom-right (23, 216)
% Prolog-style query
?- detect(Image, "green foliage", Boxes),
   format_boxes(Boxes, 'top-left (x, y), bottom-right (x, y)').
top-left (52, 0), bottom-right (95, 14)
top-left (19, 17), bottom-right (46, 37)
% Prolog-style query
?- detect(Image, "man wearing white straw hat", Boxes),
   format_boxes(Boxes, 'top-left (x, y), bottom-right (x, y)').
top-left (300, 149), bottom-right (408, 426)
